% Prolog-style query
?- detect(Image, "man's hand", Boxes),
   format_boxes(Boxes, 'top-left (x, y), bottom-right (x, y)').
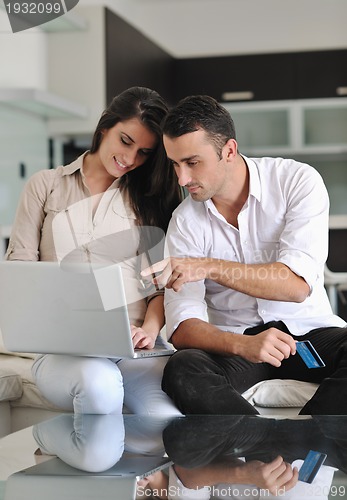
top-left (131, 325), bottom-right (156, 349)
top-left (236, 328), bottom-right (297, 367)
top-left (174, 455), bottom-right (298, 495)
top-left (141, 257), bottom-right (209, 292)
top-left (239, 456), bottom-right (299, 495)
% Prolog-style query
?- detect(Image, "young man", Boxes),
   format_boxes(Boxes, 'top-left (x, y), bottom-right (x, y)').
top-left (142, 95), bottom-right (347, 415)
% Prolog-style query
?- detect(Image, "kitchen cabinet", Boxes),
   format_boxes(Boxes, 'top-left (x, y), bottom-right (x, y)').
top-left (295, 50), bottom-right (347, 99)
top-left (174, 49), bottom-right (347, 104)
top-left (223, 97), bottom-right (347, 215)
top-left (302, 99), bottom-right (347, 150)
top-left (105, 9), bottom-right (175, 106)
top-left (174, 53), bottom-right (296, 103)
top-left (225, 101), bottom-right (292, 154)
top-left (223, 97), bottom-right (347, 156)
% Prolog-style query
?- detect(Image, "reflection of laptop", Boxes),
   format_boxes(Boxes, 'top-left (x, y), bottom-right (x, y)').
top-left (0, 261), bottom-right (174, 358)
top-left (5, 455), bottom-right (171, 500)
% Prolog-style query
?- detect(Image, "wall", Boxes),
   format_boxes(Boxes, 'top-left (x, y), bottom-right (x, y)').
top-left (47, 5), bottom-right (175, 139)
top-left (0, 11), bottom-right (47, 89)
top-left (47, 6), bottom-right (106, 138)
top-left (0, 106), bottom-right (49, 226)
top-left (0, 11), bottom-right (49, 226)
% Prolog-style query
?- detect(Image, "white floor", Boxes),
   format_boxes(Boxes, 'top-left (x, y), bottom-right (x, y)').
top-left (0, 427), bottom-right (37, 481)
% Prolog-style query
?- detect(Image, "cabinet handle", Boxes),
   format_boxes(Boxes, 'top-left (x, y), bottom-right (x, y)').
top-left (336, 87), bottom-right (347, 96)
top-left (221, 91), bottom-right (254, 101)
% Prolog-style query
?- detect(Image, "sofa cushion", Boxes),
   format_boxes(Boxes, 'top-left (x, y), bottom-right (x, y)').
top-left (0, 368), bottom-right (22, 402)
top-left (242, 379), bottom-right (318, 408)
top-left (0, 354), bottom-right (61, 411)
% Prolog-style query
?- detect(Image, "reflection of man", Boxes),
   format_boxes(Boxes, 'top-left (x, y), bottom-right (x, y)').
top-left (163, 415), bottom-right (346, 499)
top-left (142, 95), bottom-right (347, 415)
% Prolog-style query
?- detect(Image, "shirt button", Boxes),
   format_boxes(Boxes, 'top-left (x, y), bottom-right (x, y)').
top-left (261, 310), bottom-right (266, 314)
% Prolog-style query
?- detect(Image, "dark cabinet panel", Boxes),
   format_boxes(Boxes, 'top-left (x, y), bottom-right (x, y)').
top-left (295, 50), bottom-right (347, 99)
top-left (173, 50), bottom-right (347, 103)
top-left (174, 53), bottom-right (296, 103)
top-left (105, 9), bottom-right (175, 105)
top-left (104, 8), bottom-right (347, 107)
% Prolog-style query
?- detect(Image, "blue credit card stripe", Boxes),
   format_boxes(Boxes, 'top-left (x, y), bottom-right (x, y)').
top-left (299, 450), bottom-right (327, 483)
top-left (296, 341), bottom-right (325, 368)
top-left (297, 342), bottom-right (320, 367)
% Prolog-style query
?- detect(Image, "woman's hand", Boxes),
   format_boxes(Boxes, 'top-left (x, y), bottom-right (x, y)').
top-left (131, 324), bottom-right (156, 349)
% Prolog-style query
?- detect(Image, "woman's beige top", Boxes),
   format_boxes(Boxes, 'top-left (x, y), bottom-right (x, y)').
top-left (6, 153), bottom-right (161, 325)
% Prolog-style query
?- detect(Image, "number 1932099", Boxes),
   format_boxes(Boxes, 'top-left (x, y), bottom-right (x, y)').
top-left (306, 485), bottom-right (346, 497)
top-left (5, 2), bottom-right (62, 14)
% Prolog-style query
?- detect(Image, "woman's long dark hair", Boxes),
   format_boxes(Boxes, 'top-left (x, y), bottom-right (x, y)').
top-left (90, 87), bottom-right (182, 232)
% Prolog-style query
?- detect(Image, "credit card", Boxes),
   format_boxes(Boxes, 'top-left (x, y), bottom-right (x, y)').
top-left (298, 450), bottom-right (327, 483)
top-left (296, 340), bottom-right (325, 368)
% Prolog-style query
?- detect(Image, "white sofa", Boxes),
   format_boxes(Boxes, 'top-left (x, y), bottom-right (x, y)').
top-left (0, 352), bottom-right (65, 438)
top-left (0, 325), bottom-right (320, 438)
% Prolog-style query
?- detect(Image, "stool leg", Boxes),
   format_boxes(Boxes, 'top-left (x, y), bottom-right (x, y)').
top-left (327, 284), bottom-right (338, 314)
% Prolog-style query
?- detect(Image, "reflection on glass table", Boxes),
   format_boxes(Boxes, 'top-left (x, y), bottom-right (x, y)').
top-left (162, 415), bottom-right (347, 500)
top-left (2, 414), bottom-right (347, 500)
top-left (4, 414), bottom-right (173, 500)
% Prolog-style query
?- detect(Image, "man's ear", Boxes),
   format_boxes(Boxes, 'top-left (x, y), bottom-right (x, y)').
top-left (224, 138), bottom-right (238, 161)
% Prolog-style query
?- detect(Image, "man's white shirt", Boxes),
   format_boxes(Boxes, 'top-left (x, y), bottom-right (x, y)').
top-left (164, 156), bottom-right (345, 339)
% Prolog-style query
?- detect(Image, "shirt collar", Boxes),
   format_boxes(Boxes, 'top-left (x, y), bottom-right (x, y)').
top-left (242, 155), bottom-right (261, 203)
top-left (205, 154), bottom-right (261, 216)
top-left (61, 152), bottom-right (88, 176)
top-left (61, 151), bottom-right (120, 189)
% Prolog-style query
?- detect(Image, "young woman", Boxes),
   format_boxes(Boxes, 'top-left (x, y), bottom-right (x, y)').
top-left (6, 86), bottom-right (182, 415)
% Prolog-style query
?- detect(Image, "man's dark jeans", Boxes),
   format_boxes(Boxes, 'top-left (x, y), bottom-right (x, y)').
top-left (162, 321), bottom-right (347, 415)
top-left (163, 415), bottom-right (347, 474)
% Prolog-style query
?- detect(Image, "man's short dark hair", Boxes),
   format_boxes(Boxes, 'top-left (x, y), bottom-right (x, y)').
top-left (162, 95), bottom-right (236, 157)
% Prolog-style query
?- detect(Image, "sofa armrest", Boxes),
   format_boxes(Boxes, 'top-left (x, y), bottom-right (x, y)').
top-left (0, 369), bottom-right (22, 403)
top-left (0, 369), bottom-right (23, 437)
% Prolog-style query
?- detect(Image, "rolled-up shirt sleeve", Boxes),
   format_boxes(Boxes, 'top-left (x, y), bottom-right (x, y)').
top-left (276, 165), bottom-right (330, 291)
top-left (164, 207), bottom-right (208, 340)
top-left (5, 170), bottom-right (53, 261)
top-left (165, 282), bottom-right (208, 340)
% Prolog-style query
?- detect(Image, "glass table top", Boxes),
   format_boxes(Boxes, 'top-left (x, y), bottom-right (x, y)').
top-left (0, 414), bottom-right (347, 499)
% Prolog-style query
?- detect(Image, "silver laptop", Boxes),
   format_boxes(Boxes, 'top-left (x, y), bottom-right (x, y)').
top-left (0, 261), bottom-right (174, 358)
top-left (5, 455), bottom-right (171, 500)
